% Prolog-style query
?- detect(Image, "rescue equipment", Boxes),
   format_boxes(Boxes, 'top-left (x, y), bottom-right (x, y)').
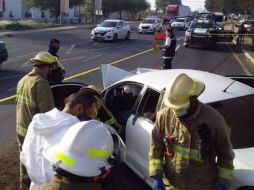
top-left (163, 134), bottom-right (174, 157)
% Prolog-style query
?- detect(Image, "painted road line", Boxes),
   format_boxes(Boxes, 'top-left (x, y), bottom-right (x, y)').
top-left (227, 44), bottom-right (252, 76)
top-left (82, 54), bottom-right (102, 63)
top-left (66, 40), bottom-right (90, 54)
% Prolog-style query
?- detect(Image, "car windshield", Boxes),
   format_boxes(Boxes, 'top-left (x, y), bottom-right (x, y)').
top-left (244, 20), bottom-right (254, 25)
top-left (100, 21), bottom-right (117, 27)
top-left (214, 15), bottom-right (224, 22)
top-left (143, 19), bottom-right (155, 24)
top-left (190, 21), bottom-right (213, 28)
top-left (175, 18), bottom-right (185, 22)
top-left (209, 94), bottom-right (254, 149)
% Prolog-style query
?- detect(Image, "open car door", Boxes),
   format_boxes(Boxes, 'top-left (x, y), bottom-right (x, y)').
top-left (51, 82), bottom-right (86, 110)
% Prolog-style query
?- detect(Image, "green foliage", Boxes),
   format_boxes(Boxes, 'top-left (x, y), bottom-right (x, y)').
top-left (0, 20), bottom-right (53, 31)
top-left (205, 0), bottom-right (254, 17)
top-left (102, 0), bottom-right (149, 18)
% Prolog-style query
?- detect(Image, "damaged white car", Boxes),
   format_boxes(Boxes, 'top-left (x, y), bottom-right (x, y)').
top-left (52, 65), bottom-right (254, 190)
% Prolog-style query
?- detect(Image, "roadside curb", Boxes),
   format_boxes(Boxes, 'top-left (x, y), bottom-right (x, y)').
top-left (0, 24), bottom-right (96, 37)
top-left (232, 39), bottom-right (254, 65)
top-left (244, 50), bottom-right (254, 64)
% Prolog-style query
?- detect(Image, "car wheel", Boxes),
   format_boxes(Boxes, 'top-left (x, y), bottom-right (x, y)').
top-left (113, 34), bottom-right (118, 42)
top-left (152, 29), bottom-right (155, 34)
top-left (93, 39), bottom-right (98, 41)
top-left (125, 31), bottom-right (130, 40)
top-left (139, 31), bottom-right (142, 34)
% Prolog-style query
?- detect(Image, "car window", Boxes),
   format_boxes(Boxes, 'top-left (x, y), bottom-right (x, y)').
top-left (209, 94), bottom-right (254, 149)
top-left (175, 18), bottom-right (185, 22)
top-left (117, 21), bottom-right (123, 27)
top-left (143, 19), bottom-right (155, 24)
top-left (104, 83), bottom-right (143, 125)
top-left (100, 21), bottom-right (117, 27)
top-left (138, 88), bottom-right (160, 123)
top-left (190, 21), bottom-right (213, 28)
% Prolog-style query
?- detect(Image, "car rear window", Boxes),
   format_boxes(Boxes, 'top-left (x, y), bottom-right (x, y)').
top-left (209, 94), bottom-right (254, 149)
top-left (191, 21), bottom-right (213, 28)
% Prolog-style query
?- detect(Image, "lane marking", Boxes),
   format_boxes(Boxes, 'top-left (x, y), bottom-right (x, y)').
top-left (0, 74), bottom-right (24, 81)
top-left (82, 54), bottom-right (102, 62)
top-left (227, 44), bottom-right (252, 76)
top-left (66, 40), bottom-right (91, 54)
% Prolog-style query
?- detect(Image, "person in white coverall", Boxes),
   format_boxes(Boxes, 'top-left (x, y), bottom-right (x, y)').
top-left (20, 90), bottom-right (98, 188)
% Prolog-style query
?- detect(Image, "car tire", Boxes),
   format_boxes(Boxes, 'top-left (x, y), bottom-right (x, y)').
top-left (152, 29), bottom-right (155, 34)
top-left (113, 34), bottom-right (118, 42)
top-left (93, 39), bottom-right (98, 41)
top-left (125, 31), bottom-right (130, 40)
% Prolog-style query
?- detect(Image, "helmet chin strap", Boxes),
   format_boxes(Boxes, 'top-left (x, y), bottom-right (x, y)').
top-left (93, 167), bottom-right (111, 182)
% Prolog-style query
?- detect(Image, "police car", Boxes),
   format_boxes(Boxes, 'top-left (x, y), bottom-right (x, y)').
top-left (52, 65), bottom-right (254, 190)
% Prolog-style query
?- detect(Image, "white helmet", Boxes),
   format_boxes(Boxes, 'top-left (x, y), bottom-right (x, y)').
top-left (44, 120), bottom-right (125, 177)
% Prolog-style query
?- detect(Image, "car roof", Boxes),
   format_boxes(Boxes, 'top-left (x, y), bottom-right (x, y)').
top-left (104, 19), bottom-right (122, 22)
top-left (113, 69), bottom-right (254, 104)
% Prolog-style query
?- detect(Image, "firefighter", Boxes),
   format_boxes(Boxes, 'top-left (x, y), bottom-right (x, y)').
top-left (16, 51), bottom-right (57, 190)
top-left (31, 120), bottom-right (126, 190)
top-left (80, 85), bottom-right (122, 132)
top-left (149, 73), bottom-right (234, 190)
top-left (47, 38), bottom-right (65, 84)
top-left (157, 28), bottom-right (176, 69)
top-left (21, 91), bottom-right (98, 187)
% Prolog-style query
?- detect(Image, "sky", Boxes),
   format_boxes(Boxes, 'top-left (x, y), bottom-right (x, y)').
top-left (148, 0), bottom-right (205, 11)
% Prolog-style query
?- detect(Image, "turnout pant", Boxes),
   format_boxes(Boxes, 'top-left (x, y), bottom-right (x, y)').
top-left (18, 135), bottom-right (31, 190)
top-left (162, 56), bottom-right (173, 69)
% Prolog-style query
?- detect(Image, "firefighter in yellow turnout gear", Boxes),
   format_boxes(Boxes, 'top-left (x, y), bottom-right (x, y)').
top-left (16, 51), bottom-right (57, 189)
top-left (149, 74), bottom-right (234, 190)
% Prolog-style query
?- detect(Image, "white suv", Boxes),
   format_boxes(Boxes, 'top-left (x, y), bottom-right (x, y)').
top-left (138, 17), bottom-right (162, 34)
top-left (91, 19), bottom-right (131, 41)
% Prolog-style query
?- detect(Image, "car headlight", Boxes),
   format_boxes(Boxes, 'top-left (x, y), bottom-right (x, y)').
top-left (185, 31), bottom-right (192, 36)
top-left (106, 30), bottom-right (114, 33)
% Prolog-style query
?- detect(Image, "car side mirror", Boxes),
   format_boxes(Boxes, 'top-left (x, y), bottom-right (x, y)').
top-left (132, 114), bottom-right (138, 125)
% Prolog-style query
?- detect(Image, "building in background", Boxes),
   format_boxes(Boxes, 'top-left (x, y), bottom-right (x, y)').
top-left (0, 0), bottom-right (77, 19)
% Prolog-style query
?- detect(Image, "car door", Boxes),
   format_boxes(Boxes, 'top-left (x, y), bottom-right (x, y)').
top-left (116, 21), bottom-right (124, 38)
top-left (125, 87), bottom-right (160, 185)
top-left (51, 82), bottom-right (86, 110)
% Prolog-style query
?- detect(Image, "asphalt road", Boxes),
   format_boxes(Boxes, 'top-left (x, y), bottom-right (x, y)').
top-left (0, 22), bottom-right (254, 189)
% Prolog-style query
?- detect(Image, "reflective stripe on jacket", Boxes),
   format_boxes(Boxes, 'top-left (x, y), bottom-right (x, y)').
top-left (16, 67), bottom-right (55, 137)
top-left (149, 101), bottom-right (234, 189)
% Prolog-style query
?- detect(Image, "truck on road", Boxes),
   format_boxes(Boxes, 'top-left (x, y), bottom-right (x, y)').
top-left (163, 5), bottom-right (191, 24)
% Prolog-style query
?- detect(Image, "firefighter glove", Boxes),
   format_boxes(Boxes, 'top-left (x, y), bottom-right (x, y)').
top-left (153, 177), bottom-right (165, 190)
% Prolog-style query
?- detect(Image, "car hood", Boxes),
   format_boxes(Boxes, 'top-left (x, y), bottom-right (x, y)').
top-left (139, 23), bottom-right (154, 27)
top-left (192, 28), bottom-right (211, 34)
top-left (93, 26), bottom-right (115, 32)
top-left (172, 22), bottom-right (185, 25)
top-left (231, 148), bottom-right (254, 188)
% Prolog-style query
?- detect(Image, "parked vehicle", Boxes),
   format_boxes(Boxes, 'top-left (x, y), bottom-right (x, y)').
top-left (51, 65), bottom-right (254, 190)
top-left (91, 19), bottom-right (130, 42)
top-left (0, 41), bottom-right (8, 67)
top-left (138, 17), bottom-right (162, 34)
top-left (243, 20), bottom-right (254, 33)
top-left (163, 5), bottom-right (191, 24)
